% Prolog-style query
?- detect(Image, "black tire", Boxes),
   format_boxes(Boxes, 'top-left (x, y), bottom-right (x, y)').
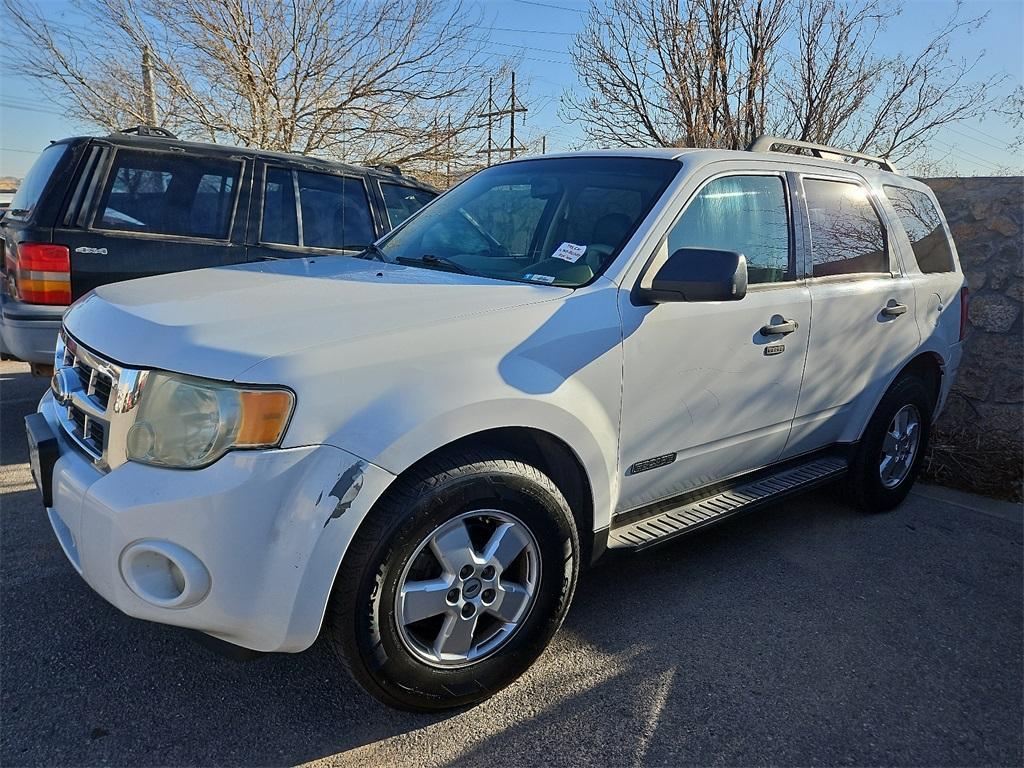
top-left (848, 374), bottom-right (933, 513)
top-left (325, 448), bottom-right (580, 712)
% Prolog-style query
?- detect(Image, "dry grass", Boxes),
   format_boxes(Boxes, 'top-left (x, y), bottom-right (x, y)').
top-left (923, 426), bottom-right (1023, 502)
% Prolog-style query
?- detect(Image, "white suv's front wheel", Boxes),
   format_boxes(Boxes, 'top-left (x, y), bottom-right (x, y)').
top-left (326, 449), bottom-right (579, 711)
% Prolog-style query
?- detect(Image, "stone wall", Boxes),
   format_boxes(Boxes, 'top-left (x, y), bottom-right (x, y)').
top-left (923, 177), bottom-right (1022, 500)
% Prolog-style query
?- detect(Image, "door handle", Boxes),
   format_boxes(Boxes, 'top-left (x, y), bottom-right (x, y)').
top-left (760, 318), bottom-right (799, 335)
top-left (882, 302), bottom-right (908, 317)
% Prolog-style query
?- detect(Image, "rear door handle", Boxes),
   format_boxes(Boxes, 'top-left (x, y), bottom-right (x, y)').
top-left (760, 318), bottom-right (799, 335)
top-left (882, 302), bottom-right (908, 317)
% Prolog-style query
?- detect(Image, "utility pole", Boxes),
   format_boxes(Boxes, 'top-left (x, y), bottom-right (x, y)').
top-left (485, 78), bottom-right (494, 166)
top-left (509, 72), bottom-right (516, 160)
top-left (141, 44), bottom-right (158, 126)
top-left (477, 72), bottom-right (527, 165)
top-left (507, 71), bottom-right (527, 159)
top-left (541, 135), bottom-right (546, 155)
top-left (446, 115), bottom-right (452, 187)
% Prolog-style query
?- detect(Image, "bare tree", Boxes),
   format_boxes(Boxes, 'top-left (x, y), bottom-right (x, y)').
top-left (1001, 85), bottom-right (1024, 151)
top-left (563, 0), bottom-right (1002, 164)
top-left (3, 0), bottom-right (508, 175)
top-left (563, 0), bottom-right (788, 149)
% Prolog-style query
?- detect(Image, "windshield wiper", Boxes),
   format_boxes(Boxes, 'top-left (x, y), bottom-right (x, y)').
top-left (395, 254), bottom-right (474, 275)
top-left (356, 243), bottom-right (388, 262)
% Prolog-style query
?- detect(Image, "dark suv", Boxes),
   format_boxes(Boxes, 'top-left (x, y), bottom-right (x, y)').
top-left (0, 127), bottom-right (436, 369)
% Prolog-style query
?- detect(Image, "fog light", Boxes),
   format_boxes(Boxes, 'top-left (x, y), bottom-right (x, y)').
top-left (119, 540), bottom-right (210, 609)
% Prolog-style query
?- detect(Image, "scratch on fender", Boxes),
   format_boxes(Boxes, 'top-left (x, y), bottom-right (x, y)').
top-left (323, 461), bottom-right (366, 527)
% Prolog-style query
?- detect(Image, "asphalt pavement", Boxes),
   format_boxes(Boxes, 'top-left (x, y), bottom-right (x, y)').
top-left (1, 360), bottom-right (1021, 767)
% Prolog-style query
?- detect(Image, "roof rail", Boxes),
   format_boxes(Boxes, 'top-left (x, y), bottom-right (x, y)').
top-left (747, 136), bottom-right (897, 174)
top-left (117, 125), bottom-right (178, 140)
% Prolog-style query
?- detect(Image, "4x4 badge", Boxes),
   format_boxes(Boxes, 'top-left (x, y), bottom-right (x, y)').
top-left (74, 246), bottom-right (108, 255)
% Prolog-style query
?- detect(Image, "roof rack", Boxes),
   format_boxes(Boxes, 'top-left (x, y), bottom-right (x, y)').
top-left (747, 136), bottom-right (897, 174)
top-left (372, 163), bottom-right (403, 176)
top-left (117, 125), bottom-right (178, 139)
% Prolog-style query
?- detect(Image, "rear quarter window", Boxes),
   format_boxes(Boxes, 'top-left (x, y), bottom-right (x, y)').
top-left (96, 149), bottom-right (241, 239)
top-left (380, 183), bottom-right (436, 228)
top-left (883, 185), bottom-right (956, 274)
top-left (6, 143), bottom-right (69, 222)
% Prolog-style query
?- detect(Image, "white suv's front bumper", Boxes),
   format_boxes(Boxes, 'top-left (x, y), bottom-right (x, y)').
top-left (38, 392), bottom-right (395, 653)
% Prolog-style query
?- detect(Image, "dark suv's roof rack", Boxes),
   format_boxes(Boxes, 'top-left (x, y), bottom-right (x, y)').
top-left (372, 163), bottom-right (403, 176)
top-left (747, 135), bottom-right (898, 174)
top-left (116, 125), bottom-right (178, 139)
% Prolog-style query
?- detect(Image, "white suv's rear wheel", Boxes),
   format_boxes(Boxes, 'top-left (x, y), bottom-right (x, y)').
top-left (849, 375), bottom-right (933, 512)
top-left (326, 449), bottom-right (579, 711)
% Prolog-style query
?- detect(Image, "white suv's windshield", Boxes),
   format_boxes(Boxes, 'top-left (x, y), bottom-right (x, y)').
top-left (372, 156), bottom-right (680, 287)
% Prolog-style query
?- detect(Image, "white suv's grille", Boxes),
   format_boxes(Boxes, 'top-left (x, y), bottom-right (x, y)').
top-left (53, 330), bottom-right (145, 471)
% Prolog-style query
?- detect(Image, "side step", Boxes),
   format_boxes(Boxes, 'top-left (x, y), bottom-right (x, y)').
top-left (608, 455), bottom-right (849, 551)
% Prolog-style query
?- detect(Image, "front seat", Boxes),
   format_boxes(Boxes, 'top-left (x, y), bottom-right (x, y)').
top-left (586, 213), bottom-right (632, 270)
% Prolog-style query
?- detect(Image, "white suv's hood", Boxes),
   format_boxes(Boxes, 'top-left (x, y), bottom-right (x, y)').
top-left (64, 257), bottom-right (567, 381)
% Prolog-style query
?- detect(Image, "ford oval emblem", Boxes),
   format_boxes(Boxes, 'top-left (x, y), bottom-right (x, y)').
top-left (51, 369), bottom-right (73, 405)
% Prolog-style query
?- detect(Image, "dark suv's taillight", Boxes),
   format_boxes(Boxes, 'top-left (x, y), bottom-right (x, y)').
top-left (959, 286), bottom-right (969, 341)
top-left (11, 243), bottom-right (71, 305)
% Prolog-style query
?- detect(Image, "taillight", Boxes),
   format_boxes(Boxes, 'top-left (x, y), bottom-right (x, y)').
top-left (12, 243), bottom-right (71, 305)
top-left (959, 285), bottom-right (969, 341)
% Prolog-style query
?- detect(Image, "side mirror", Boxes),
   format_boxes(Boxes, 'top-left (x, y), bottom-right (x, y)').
top-left (636, 247), bottom-right (748, 304)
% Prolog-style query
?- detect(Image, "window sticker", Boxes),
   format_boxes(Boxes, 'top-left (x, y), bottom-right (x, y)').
top-left (550, 242), bottom-right (587, 263)
top-left (523, 273), bottom-right (556, 284)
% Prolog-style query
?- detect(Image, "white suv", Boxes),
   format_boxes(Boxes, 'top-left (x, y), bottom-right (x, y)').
top-left (26, 138), bottom-right (967, 711)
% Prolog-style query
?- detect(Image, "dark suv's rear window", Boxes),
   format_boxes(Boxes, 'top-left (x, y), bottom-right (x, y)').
top-left (6, 143), bottom-right (69, 222)
top-left (96, 149), bottom-right (241, 239)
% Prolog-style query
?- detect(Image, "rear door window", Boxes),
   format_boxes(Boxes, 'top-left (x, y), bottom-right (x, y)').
top-left (261, 167), bottom-right (299, 245)
top-left (97, 150), bottom-right (241, 239)
top-left (380, 183), bottom-right (436, 228)
top-left (883, 185), bottom-right (955, 273)
top-left (804, 178), bottom-right (888, 277)
top-left (7, 143), bottom-right (69, 222)
top-left (296, 171), bottom-right (375, 250)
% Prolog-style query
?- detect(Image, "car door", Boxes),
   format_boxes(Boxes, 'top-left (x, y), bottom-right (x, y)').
top-left (67, 144), bottom-right (249, 297)
top-left (617, 169), bottom-right (812, 512)
top-left (782, 173), bottom-right (921, 457)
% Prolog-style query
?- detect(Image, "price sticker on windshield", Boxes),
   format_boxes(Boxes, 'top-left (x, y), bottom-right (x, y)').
top-left (550, 242), bottom-right (587, 263)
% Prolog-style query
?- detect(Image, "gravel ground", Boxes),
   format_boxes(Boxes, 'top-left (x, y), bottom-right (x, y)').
top-left (1, 360), bottom-right (1021, 767)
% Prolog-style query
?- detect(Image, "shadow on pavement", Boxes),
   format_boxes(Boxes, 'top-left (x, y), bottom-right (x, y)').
top-left (1, 357), bottom-right (1021, 767)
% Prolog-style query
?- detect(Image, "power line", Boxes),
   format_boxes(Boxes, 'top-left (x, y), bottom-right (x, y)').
top-left (512, 0), bottom-right (585, 13)
top-left (944, 125), bottom-right (1019, 155)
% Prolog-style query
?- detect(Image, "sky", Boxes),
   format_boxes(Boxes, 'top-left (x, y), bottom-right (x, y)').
top-left (0, 0), bottom-right (1021, 179)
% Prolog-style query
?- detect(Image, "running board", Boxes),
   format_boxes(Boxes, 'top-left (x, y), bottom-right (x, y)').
top-left (608, 455), bottom-right (849, 551)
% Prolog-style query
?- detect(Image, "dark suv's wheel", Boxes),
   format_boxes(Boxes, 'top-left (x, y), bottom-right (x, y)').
top-left (848, 374), bottom-right (933, 513)
top-left (326, 449), bottom-right (579, 711)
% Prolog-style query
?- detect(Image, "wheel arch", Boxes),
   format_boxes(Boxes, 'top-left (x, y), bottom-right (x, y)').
top-left (373, 426), bottom-right (600, 565)
top-left (853, 350), bottom-right (946, 443)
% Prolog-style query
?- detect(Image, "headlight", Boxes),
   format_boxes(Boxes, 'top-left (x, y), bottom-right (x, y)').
top-left (125, 372), bottom-right (295, 469)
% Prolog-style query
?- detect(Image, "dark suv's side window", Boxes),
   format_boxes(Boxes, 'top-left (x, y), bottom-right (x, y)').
top-left (804, 178), bottom-right (888, 277)
top-left (883, 185), bottom-right (955, 274)
top-left (97, 150), bottom-right (241, 239)
top-left (296, 171), bottom-right (375, 250)
top-left (668, 175), bottom-right (792, 284)
top-left (261, 167), bottom-right (299, 246)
